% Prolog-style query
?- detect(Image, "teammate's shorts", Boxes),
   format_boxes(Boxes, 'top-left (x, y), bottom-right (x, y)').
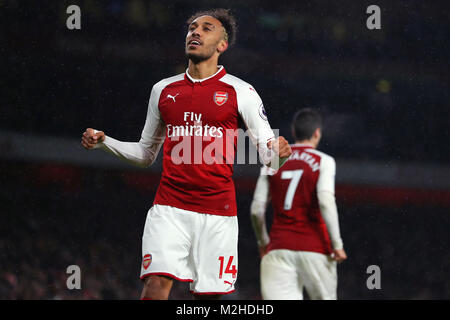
top-left (260, 249), bottom-right (337, 300)
top-left (140, 204), bottom-right (238, 295)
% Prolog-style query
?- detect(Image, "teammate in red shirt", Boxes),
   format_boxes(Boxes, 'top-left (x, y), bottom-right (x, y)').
top-left (81, 9), bottom-right (291, 300)
top-left (251, 108), bottom-right (347, 299)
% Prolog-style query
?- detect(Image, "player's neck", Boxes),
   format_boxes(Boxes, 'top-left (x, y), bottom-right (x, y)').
top-left (187, 58), bottom-right (220, 80)
top-left (295, 140), bottom-right (317, 149)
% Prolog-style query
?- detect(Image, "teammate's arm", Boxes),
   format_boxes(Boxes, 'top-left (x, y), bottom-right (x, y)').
top-left (250, 166), bottom-right (272, 258)
top-left (237, 86), bottom-right (291, 170)
top-left (316, 156), bottom-right (347, 263)
top-left (81, 85), bottom-right (165, 167)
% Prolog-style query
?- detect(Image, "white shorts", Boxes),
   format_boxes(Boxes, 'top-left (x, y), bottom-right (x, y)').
top-left (140, 204), bottom-right (238, 295)
top-left (260, 249), bottom-right (337, 300)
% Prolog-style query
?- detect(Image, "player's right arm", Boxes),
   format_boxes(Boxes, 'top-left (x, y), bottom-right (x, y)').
top-left (250, 166), bottom-right (274, 258)
top-left (316, 155), bottom-right (347, 263)
top-left (81, 85), bottom-right (166, 167)
top-left (235, 84), bottom-right (291, 170)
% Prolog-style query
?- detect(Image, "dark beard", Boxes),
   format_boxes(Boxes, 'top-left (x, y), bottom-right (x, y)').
top-left (185, 51), bottom-right (209, 64)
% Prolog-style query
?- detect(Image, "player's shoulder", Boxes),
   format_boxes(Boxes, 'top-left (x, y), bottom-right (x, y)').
top-left (304, 148), bottom-right (336, 167)
top-left (220, 73), bottom-right (259, 95)
top-left (152, 73), bottom-right (185, 92)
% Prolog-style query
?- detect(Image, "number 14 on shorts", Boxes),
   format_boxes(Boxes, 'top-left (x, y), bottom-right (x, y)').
top-left (218, 256), bottom-right (237, 279)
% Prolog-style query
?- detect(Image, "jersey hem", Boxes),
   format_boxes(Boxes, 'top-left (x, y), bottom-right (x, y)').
top-left (268, 246), bottom-right (332, 256)
top-left (190, 289), bottom-right (235, 295)
top-left (140, 272), bottom-right (193, 282)
top-left (153, 201), bottom-right (237, 217)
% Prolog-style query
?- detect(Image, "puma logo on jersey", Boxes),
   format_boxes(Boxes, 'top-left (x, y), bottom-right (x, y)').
top-left (167, 93), bottom-right (179, 102)
top-left (224, 280), bottom-right (235, 289)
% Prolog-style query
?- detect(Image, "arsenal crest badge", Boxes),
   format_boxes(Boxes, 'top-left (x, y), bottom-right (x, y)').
top-left (142, 254), bottom-right (152, 270)
top-left (214, 91), bottom-right (228, 106)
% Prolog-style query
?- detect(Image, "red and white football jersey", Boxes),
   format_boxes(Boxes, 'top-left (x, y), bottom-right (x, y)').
top-left (263, 144), bottom-right (335, 255)
top-left (141, 66), bottom-right (275, 216)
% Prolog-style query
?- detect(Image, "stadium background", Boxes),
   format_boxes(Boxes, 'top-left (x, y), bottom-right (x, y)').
top-left (1, 0), bottom-right (449, 299)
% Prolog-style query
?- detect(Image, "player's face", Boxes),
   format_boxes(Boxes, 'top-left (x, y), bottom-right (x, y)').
top-left (185, 15), bottom-right (228, 63)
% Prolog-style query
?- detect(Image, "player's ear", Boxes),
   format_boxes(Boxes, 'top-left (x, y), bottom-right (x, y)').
top-left (217, 39), bottom-right (228, 54)
top-left (315, 128), bottom-right (322, 140)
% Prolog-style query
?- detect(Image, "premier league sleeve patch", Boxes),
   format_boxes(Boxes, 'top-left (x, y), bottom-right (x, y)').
top-left (259, 103), bottom-right (268, 121)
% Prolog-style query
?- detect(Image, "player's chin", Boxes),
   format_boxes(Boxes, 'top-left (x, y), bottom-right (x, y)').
top-left (185, 50), bottom-right (208, 64)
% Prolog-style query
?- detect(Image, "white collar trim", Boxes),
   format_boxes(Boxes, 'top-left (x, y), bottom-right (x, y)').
top-left (186, 65), bottom-right (224, 83)
top-left (292, 143), bottom-right (315, 148)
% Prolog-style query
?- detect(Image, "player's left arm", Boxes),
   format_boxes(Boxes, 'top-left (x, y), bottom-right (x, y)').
top-left (250, 166), bottom-right (273, 258)
top-left (316, 155), bottom-right (347, 263)
top-left (237, 86), bottom-right (291, 170)
top-left (81, 84), bottom-right (165, 167)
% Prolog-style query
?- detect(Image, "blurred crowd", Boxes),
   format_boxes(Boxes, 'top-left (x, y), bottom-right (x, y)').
top-left (1, 0), bottom-right (449, 300)
top-left (1, 0), bottom-right (449, 163)
top-left (1, 161), bottom-right (449, 299)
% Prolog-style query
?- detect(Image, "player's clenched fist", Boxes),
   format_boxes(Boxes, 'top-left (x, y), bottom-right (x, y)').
top-left (268, 136), bottom-right (292, 158)
top-left (81, 128), bottom-right (105, 150)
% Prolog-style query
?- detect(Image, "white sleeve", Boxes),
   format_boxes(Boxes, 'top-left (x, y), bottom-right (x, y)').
top-left (236, 86), bottom-right (283, 169)
top-left (250, 166), bottom-right (273, 247)
top-left (316, 155), bottom-right (344, 250)
top-left (94, 85), bottom-right (165, 167)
